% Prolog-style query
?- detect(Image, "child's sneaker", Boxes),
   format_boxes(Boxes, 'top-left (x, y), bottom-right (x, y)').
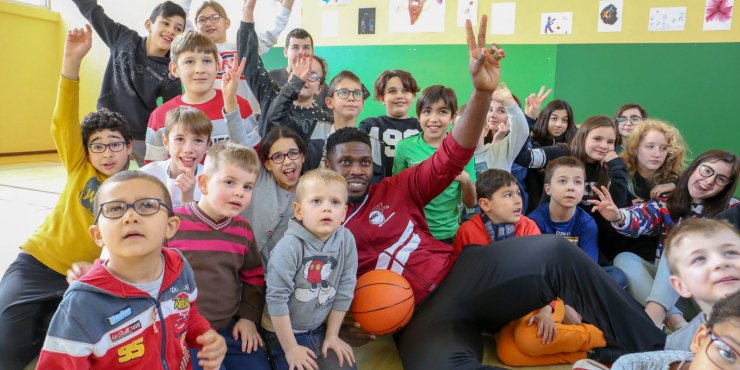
top-left (573, 358), bottom-right (610, 369)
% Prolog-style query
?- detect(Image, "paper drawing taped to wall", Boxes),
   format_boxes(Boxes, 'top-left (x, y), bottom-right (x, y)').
top-left (598, 0), bottom-right (623, 32)
top-left (703, 0), bottom-right (734, 31)
top-left (648, 7), bottom-right (686, 32)
top-left (541, 12), bottom-right (573, 35)
top-left (388, 0), bottom-right (446, 33)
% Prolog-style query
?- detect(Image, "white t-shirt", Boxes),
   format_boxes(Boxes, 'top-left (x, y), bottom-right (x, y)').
top-left (139, 159), bottom-right (204, 207)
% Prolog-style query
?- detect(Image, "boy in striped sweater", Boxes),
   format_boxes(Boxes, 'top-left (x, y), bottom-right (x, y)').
top-left (169, 141), bottom-right (271, 369)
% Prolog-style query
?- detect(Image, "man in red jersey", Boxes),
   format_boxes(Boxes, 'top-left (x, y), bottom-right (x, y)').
top-left (324, 16), bottom-right (666, 370)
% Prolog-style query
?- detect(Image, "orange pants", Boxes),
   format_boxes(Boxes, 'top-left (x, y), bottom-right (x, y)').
top-left (496, 299), bottom-right (606, 367)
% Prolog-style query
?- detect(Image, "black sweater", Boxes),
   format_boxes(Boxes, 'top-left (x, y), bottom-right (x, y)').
top-left (72, 0), bottom-right (182, 139)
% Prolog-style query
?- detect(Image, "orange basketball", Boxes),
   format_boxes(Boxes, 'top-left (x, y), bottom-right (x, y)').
top-left (350, 269), bottom-right (415, 335)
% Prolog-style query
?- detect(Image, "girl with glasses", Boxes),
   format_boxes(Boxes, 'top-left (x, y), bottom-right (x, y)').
top-left (614, 103), bottom-right (648, 153)
top-left (590, 149), bottom-right (739, 331)
top-left (243, 128), bottom-right (307, 265)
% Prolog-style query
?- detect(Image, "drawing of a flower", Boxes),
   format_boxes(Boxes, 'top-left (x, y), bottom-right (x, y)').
top-left (706, 0), bottom-right (733, 22)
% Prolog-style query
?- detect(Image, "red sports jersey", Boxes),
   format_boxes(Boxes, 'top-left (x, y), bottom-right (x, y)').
top-left (343, 134), bottom-right (474, 303)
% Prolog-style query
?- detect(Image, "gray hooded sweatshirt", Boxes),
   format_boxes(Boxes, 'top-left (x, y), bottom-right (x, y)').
top-left (266, 219), bottom-right (358, 332)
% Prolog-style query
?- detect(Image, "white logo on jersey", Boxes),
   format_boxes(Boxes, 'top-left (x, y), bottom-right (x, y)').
top-left (375, 221), bottom-right (420, 275)
top-left (368, 203), bottom-right (395, 227)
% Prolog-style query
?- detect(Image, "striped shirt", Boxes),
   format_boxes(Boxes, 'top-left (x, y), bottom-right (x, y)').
top-left (170, 202), bottom-right (265, 330)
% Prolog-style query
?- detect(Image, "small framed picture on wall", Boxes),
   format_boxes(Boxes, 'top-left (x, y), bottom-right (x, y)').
top-left (359, 8), bottom-right (376, 34)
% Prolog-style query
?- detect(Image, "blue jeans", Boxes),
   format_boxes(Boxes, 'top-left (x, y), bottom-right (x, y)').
top-left (264, 324), bottom-right (357, 370)
top-left (604, 266), bottom-right (629, 290)
top-left (190, 320), bottom-right (271, 370)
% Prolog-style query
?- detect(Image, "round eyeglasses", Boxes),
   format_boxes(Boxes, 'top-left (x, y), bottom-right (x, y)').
top-left (698, 163), bottom-right (732, 187)
top-left (334, 88), bottom-right (364, 100)
top-left (94, 198), bottom-right (173, 224)
top-left (269, 149), bottom-right (302, 164)
top-left (615, 115), bottom-right (643, 126)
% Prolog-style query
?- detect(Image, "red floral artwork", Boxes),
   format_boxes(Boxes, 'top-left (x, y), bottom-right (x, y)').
top-left (705, 0), bottom-right (733, 22)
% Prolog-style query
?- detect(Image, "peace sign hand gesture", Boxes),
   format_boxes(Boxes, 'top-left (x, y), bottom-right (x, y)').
top-left (466, 15), bottom-right (506, 94)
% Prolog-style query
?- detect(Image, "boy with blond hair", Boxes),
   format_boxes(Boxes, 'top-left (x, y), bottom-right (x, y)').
top-left (72, 0), bottom-right (186, 166)
top-left (663, 218), bottom-right (740, 351)
top-left (146, 31), bottom-right (259, 162)
top-left (168, 141), bottom-right (270, 369)
top-left (140, 106), bottom-right (212, 205)
top-left (0, 25), bottom-right (134, 370)
top-left (265, 169), bottom-right (358, 370)
top-left (38, 171), bottom-right (226, 369)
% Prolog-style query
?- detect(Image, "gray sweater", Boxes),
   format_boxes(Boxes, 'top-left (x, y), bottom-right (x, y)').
top-left (665, 313), bottom-right (706, 351)
top-left (611, 350), bottom-right (693, 370)
top-left (266, 219), bottom-right (358, 332)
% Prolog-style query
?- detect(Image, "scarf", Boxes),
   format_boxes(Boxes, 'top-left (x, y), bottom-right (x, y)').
top-left (481, 213), bottom-right (516, 242)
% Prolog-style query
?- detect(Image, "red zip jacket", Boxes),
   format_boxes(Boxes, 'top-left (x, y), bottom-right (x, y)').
top-left (37, 248), bottom-right (212, 369)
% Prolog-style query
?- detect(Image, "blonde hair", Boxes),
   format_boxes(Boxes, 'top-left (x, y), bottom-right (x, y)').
top-left (196, 1), bottom-right (228, 20)
top-left (295, 168), bottom-right (348, 203)
top-left (202, 141), bottom-right (259, 176)
top-left (664, 218), bottom-right (739, 275)
top-left (621, 119), bottom-right (686, 193)
top-left (170, 30), bottom-right (219, 63)
top-left (164, 106), bottom-right (212, 139)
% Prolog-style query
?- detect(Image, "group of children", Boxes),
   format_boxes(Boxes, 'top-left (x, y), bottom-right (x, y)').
top-left (0, 0), bottom-right (738, 369)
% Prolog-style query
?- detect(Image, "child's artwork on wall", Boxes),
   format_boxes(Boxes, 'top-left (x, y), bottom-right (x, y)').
top-left (703, 0), bottom-right (734, 30)
top-left (648, 7), bottom-right (686, 32)
top-left (457, 0), bottom-right (478, 27)
top-left (490, 2), bottom-right (516, 35)
top-left (359, 8), bottom-right (377, 34)
top-left (321, 0), bottom-right (351, 5)
top-left (254, 0), bottom-right (303, 42)
top-left (598, 0), bottom-right (623, 32)
top-left (388, 0), bottom-right (446, 33)
top-left (541, 12), bottom-right (573, 35)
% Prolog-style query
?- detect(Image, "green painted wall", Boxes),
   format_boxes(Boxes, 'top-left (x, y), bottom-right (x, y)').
top-left (556, 43), bottom-right (740, 161)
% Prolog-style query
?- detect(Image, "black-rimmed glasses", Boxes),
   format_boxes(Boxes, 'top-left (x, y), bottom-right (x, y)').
top-left (269, 149), bottom-right (302, 164)
top-left (94, 198), bottom-right (173, 224)
top-left (615, 115), bottom-right (643, 125)
top-left (334, 88), bottom-right (364, 100)
top-left (87, 142), bottom-right (127, 153)
top-left (698, 163), bottom-right (732, 187)
top-left (196, 14), bottom-right (222, 25)
top-left (706, 329), bottom-right (740, 370)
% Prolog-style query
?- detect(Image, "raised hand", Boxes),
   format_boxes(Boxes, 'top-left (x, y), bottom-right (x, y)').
top-left (525, 85), bottom-right (552, 119)
top-left (243, 0), bottom-right (257, 22)
top-left (587, 186), bottom-right (622, 223)
top-left (290, 54), bottom-right (312, 82)
top-left (466, 16), bottom-right (506, 93)
top-left (64, 24), bottom-right (93, 61)
top-left (491, 82), bottom-right (515, 107)
top-left (223, 57), bottom-right (246, 99)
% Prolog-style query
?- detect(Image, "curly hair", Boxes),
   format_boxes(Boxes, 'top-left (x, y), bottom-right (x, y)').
top-left (621, 119), bottom-right (685, 194)
top-left (81, 108), bottom-right (132, 150)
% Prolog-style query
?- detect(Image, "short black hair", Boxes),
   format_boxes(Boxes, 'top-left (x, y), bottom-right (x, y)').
top-left (476, 169), bottom-right (517, 200)
top-left (416, 85), bottom-right (458, 117)
top-left (326, 127), bottom-right (371, 158)
top-left (284, 28), bottom-right (314, 49)
top-left (258, 127), bottom-right (308, 163)
top-left (149, 1), bottom-right (186, 23)
top-left (81, 108), bottom-right (133, 150)
top-left (707, 289), bottom-right (740, 328)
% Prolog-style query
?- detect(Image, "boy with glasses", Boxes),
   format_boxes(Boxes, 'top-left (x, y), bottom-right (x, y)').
top-left (37, 171), bottom-right (227, 369)
top-left (239, 0), bottom-right (333, 139)
top-left (0, 26), bottom-right (135, 370)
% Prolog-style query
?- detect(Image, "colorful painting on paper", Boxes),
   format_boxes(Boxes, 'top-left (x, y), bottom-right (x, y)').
top-left (648, 7), bottom-right (686, 32)
top-left (388, 0), bottom-right (446, 33)
top-left (359, 8), bottom-right (376, 34)
top-left (321, 0), bottom-right (351, 5)
top-left (541, 12), bottom-right (573, 35)
top-left (703, 0), bottom-right (733, 31)
top-left (490, 2), bottom-right (516, 35)
top-left (598, 0), bottom-right (623, 32)
top-left (456, 0), bottom-right (478, 27)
